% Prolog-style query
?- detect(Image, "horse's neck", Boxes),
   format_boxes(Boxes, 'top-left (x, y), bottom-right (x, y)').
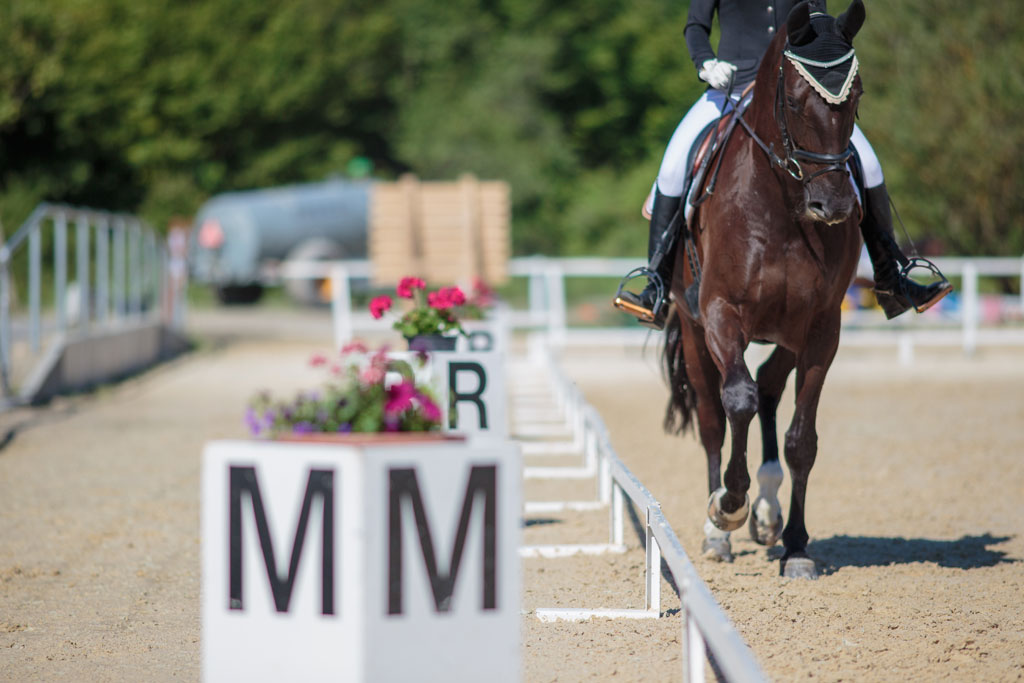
top-left (747, 55), bottom-right (785, 155)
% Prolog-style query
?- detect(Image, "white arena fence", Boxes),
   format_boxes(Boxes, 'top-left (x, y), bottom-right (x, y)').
top-left (511, 339), bottom-right (765, 683)
top-left (277, 254), bottom-right (1024, 359)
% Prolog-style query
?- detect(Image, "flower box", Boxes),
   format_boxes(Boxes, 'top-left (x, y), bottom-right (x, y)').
top-left (201, 437), bottom-right (521, 681)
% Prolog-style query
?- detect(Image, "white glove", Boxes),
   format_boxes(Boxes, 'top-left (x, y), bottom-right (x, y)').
top-left (698, 59), bottom-right (737, 90)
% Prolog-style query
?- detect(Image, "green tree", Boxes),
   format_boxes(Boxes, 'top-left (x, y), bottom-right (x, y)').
top-left (855, 0), bottom-right (1024, 255)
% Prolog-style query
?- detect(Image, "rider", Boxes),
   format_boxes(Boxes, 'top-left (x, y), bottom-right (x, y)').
top-left (615, 0), bottom-right (952, 329)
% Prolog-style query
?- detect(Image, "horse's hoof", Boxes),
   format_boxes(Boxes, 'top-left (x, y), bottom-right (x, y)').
top-left (780, 554), bottom-right (819, 580)
top-left (707, 488), bottom-right (750, 532)
top-left (749, 497), bottom-right (783, 546)
top-left (701, 537), bottom-right (734, 563)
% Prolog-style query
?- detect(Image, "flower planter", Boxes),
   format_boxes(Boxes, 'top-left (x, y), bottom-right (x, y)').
top-left (202, 437), bottom-right (521, 682)
top-left (274, 431), bottom-right (463, 446)
top-left (405, 333), bottom-right (458, 351)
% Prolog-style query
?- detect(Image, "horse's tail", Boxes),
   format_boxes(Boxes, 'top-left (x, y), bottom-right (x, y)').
top-left (662, 307), bottom-right (697, 435)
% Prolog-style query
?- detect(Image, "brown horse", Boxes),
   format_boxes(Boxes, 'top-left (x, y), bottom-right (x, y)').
top-left (663, 0), bottom-right (866, 579)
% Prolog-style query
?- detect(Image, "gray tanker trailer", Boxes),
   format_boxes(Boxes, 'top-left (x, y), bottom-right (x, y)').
top-left (190, 179), bottom-right (370, 304)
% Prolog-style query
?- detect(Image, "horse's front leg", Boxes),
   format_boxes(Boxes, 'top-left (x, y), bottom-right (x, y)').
top-left (678, 312), bottom-right (732, 562)
top-left (703, 303), bottom-right (756, 533)
top-left (781, 318), bottom-right (841, 579)
top-left (750, 346), bottom-right (795, 547)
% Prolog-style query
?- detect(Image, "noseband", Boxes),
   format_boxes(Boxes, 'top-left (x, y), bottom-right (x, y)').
top-left (737, 45), bottom-right (855, 185)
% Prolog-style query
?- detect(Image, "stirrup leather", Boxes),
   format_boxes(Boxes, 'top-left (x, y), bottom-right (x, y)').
top-left (613, 266), bottom-right (668, 328)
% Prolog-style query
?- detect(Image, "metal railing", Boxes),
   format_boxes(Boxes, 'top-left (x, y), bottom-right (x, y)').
top-left (515, 341), bottom-right (765, 683)
top-left (0, 202), bottom-right (175, 399)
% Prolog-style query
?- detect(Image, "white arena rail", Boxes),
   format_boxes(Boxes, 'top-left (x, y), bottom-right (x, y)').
top-left (283, 254), bottom-right (1024, 361)
top-left (513, 339), bottom-right (766, 683)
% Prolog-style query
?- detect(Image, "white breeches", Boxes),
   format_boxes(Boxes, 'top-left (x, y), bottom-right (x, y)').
top-left (652, 89), bottom-right (885, 205)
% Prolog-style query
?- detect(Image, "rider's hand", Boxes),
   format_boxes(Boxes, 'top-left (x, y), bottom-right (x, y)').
top-left (699, 59), bottom-right (737, 89)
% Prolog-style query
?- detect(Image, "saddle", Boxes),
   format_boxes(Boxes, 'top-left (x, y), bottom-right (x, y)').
top-left (642, 82), bottom-right (758, 226)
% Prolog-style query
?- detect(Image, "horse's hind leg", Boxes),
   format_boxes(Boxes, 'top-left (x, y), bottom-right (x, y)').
top-left (750, 346), bottom-right (795, 547)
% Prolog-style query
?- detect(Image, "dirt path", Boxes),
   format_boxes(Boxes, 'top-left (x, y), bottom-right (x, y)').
top-left (0, 333), bottom-right (331, 681)
top-left (1, 312), bottom-right (1022, 681)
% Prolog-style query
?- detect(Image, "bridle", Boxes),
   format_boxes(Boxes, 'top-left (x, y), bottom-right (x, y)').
top-left (737, 43), bottom-right (856, 185)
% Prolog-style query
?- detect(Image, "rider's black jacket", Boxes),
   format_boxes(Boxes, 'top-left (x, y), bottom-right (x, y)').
top-left (685, 0), bottom-right (825, 87)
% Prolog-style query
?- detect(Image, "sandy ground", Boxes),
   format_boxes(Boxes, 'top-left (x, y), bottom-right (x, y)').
top-left (1, 308), bottom-right (1022, 681)
top-left (527, 343), bottom-right (1024, 682)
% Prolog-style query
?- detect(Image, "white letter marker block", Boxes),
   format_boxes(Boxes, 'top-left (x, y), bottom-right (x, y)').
top-left (202, 438), bottom-right (521, 682)
top-left (436, 350), bottom-right (508, 441)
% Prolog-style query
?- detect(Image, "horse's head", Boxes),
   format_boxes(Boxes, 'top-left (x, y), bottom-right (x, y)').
top-left (779, 0), bottom-right (865, 225)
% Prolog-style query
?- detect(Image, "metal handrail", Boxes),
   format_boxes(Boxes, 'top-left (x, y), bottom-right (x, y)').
top-left (0, 202), bottom-right (172, 400)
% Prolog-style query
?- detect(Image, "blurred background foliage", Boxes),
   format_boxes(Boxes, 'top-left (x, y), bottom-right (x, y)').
top-left (1, 0), bottom-right (1021, 256)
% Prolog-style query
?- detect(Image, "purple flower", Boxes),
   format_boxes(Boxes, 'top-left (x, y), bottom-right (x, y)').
top-left (245, 408), bottom-right (262, 436)
top-left (292, 421), bottom-right (315, 434)
top-left (262, 410), bottom-right (277, 430)
top-left (336, 423), bottom-right (352, 433)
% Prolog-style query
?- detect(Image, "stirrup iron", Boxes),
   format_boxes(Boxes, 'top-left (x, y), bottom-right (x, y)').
top-left (613, 266), bottom-right (668, 329)
top-left (901, 257), bottom-right (952, 313)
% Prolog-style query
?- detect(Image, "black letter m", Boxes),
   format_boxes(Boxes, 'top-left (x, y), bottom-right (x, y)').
top-left (229, 466), bottom-right (335, 615)
top-left (388, 465), bottom-right (497, 614)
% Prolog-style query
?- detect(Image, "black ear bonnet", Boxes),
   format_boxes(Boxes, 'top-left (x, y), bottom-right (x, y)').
top-left (785, 0), bottom-right (864, 104)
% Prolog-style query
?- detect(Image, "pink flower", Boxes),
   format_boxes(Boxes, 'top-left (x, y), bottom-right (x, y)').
top-left (309, 353), bottom-right (327, 367)
top-left (360, 364), bottom-right (386, 385)
top-left (385, 381), bottom-right (417, 416)
top-left (427, 290), bottom-right (447, 309)
top-left (471, 277), bottom-right (495, 306)
top-left (446, 286), bottom-right (466, 306)
top-left (340, 340), bottom-right (368, 355)
top-left (360, 347), bottom-right (390, 385)
top-left (417, 392), bottom-right (442, 422)
top-left (428, 286), bottom-right (466, 310)
top-left (371, 346), bottom-right (390, 365)
top-left (369, 295), bottom-right (392, 319)
top-left (396, 277), bottom-right (426, 299)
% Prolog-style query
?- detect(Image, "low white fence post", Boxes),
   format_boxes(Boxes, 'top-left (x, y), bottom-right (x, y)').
top-left (610, 482), bottom-right (624, 547)
top-left (686, 614), bottom-right (706, 683)
top-left (544, 264), bottom-right (567, 345)
top-left (1019, 254), bottom-right (1024, 317)
top-left (645, 506), bottom-right (661, 615)
top-left (330, 263), bottom-right (352, 349)
top-left (962, 261), bottom-right (978, 356)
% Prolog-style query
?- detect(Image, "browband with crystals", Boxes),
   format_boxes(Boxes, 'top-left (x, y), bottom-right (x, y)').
top-left (783, 48), bottom-right (859, 105)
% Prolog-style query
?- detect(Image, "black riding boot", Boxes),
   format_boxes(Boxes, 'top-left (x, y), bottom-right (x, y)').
top-left (613, 189), bottom-right (681, 330)
top-left (861, 184), bottom-right (952, 320)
